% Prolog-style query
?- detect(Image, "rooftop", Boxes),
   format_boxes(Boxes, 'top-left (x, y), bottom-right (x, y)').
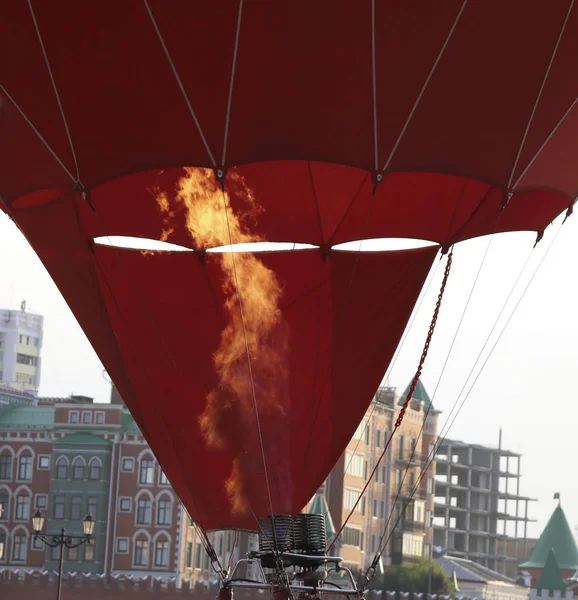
top-left (521, 504), bottom-right (578, 570)
top-left (398, 378), bottom-right (435, 411)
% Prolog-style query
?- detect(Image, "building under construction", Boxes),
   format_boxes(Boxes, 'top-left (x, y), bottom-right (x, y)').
top-left (433, 432), bottom-right (535, 577)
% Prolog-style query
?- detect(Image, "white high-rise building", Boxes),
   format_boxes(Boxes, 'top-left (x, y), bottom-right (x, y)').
top-left (0, 303), bottom-right (44, 394)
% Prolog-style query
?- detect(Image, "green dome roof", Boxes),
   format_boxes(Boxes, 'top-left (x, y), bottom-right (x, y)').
top-left (521, 505), bottom-right (578, 570)
top-left (537, 549), bottom-right (566, 593)
top-left (398, 378), bottom-right (434, 411)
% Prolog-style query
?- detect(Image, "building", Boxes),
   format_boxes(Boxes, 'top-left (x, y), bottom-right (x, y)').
top-left (0, 306), bottom-right (44, 394)
top-left (527, 548), bottom-right (572, 600)
top-left (325, 379), bottom-right (439, 572)
top-left (520, 502), bottom-right (578, 588)
top-left (436, 554), bottom-right (528, 600)
top-left (433, 433), bottom-right (535, 576)
top-left (0, 387), bottom-right (253, 584)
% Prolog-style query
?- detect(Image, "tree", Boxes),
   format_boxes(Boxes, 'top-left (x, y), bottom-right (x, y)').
top-left (370, 560), bottom-right (453, 594)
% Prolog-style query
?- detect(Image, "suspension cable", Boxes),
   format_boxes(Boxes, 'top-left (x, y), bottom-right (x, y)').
top-left (327, 249), bottom-right (453, 552)
top-left (365, 221), bottom-right (564, 585)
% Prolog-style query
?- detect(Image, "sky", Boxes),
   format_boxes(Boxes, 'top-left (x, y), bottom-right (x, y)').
top-left (1, 209), bottom-right (577, 540)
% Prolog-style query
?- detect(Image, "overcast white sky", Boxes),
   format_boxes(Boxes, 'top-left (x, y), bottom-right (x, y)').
top-left (1, 209), bottom-right (576, 539)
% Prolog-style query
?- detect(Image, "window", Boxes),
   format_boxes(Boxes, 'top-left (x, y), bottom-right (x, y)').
top-left (71, 496), bottom-right (82, 520)
top-left (186, 542), bottom-right (193, 568)
top-left (0, 493), bottom-right (8, 520)
top-left (0, 534), bottom-right (5, 560)
top-left (159, 470), bottom-right (169, 485)
top-left (35, 494), bottom-right (48, 510)
top-left (82, 412), bottom-right (92, 424)
top-left (345, 452), bottom-right (366, 478)
top-left (52, 545), bottom-right (61, 560)
top-left (341, 527), bottom-right (361, 547)
top-left (402, 532), bottom-right (423, 557)
top-left (154, 540), bottom-right (169, 567)
top-left (195, 542), bottom-right (202, 569)
top-left (18, 455), bottom-right (33, 480)
top-left (69, 411), bottom-right (79, 424)
top-left (72, 458), bottom-right (84, 480)
top-left (38, 455), bottom-right (50, 469)
top-left (344, 488), bottom-right (361, 511)
top-left (95, 412), bottom-right (105, 425)
top-left (373, 499), bottom-right (378, 517)
top-left (119, 498), bottom-right (132, 512)
top-left (408, 470), bottom-right (415, 492)
top-left (376, 430), bottom-right (381, 447)
top-left (68, 546), bottom-right (78, 560)
top-left (54, 495), bottom-right (65, 519)
top-left (396, 468), bottom-right (403, 489)
top-left (136, 498), bottom-right (152, 524)
top-left (122, 457), bottom-right (134, 472)
top-left (85, 543), bottom-right (94, 561)
top-left (89, 459), bottom-right (101, 480)
top-left (88, 497), bottom-right (98, 518)
top-left (380, 501), bottom-right (385, 518)
top-left (157, 499), bottom-right (172, 525)
top-left (134, 539), bottom-right (149, 566)
top-left (117, 538), bottom-right (129, 553)
top-left (12, 534), bottom-right (26, 561)
top-left (0, 454), bottom-right (12, 480)
top-left (15, 494), bottom-right (31, 520)
top-left (139, 458), bottom-right (154, 484)
top-left (32, 535), bottom-right (44, 550)
top-left (55, 457), bottom-right (68, 479)
top-left (414, 500), bottom-right (425, 524)
top-left (16, 353), bottom-right (37, 366)
top-left (382, 466), bottom-right (387, 484)
top-left (398, 436), bottom-right (405, 460)
top-left (371, 535), bottom-right (376, 553)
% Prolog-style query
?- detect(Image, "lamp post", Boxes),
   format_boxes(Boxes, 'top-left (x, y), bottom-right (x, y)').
top-left (32, 509), bottom-right (96, 600)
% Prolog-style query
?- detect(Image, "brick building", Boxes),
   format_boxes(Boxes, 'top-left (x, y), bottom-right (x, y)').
top-left (0, 387), bottom-right (251, 584)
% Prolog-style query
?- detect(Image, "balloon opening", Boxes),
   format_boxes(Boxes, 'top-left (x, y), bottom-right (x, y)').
top-left (333, 238), bottom-right (438, 252)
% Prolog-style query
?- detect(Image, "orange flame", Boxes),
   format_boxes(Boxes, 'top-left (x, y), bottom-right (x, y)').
top-left (156, 167), bottom-right (288, 514)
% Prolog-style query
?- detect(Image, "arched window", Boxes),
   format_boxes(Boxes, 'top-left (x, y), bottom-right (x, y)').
top-left (138, 453), bottom-right (155, 485)
top-left (153, 535), bottom-right (170, 568)
top-left (0, 448), bottom-right (13, 481)
top-left (13, 486), bottom-right (31, 521)
top-left (72, 457), bottom-right (85, 480)
top-left (156, 492), bottom-right (174, 526)
top-left (17, 452), bottom-right (33, 481)
top-left (0, 524), bottom-right (8, 562)
top-left (135, 492), bottom-right (153, 525)
top-left (0, 486), bottom-right (10, 522)
top-left (54, 457), bottom-right (69, 480)
top-left (88, 458), bottom-right (102, 481)
top-left (133, 530), bottom-right (151, 568)
top-left (11, 527), bottom-right (28, 562)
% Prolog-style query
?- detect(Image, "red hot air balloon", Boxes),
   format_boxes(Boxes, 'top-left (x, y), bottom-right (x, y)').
top-left (0, 1), bottom-right (577, 536)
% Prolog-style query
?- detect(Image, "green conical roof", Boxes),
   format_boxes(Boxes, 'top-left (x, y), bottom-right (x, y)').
top-left (521, 505), bottom-right (578, 570)
top-left (537, 549), bottom-right (566, 593)
top-left (398, 378), bottom-right (434, 411)
top-left (308, 493), bottom-right (336, 541)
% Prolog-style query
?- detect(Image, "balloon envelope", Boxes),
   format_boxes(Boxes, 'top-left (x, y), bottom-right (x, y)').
top-left (1, 1), bottom-right (576, 529)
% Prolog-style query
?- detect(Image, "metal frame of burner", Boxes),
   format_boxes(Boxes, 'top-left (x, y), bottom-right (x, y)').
top-left (224, 553), bottom-right (360, 596)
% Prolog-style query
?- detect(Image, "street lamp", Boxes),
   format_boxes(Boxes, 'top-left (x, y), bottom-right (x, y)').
top-left (32, 510), bottom-right (96, 600)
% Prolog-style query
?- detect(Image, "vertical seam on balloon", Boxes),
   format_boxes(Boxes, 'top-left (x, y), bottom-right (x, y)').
top-left (307, 161), bottom-right (326, 244)
top-left (326, 172), bottom-right (371, 246)
top-left (222, 0), bottom-right (244, 167)
top-left (27, 0), bottom-right (81, 185)
top-left (371, 0), bottom-right (379, 171)
top-left (0, 84), bottom-right (76, 183)
top-left (219, 188), bottom-right (276, 526)
top-left (381, 0), bottom-right (469, 172)
top-left (507, 0), bottom-right (575, 192)
top-left (143, 0), bottom-right (217, 167)
top-left (511, 96), bottom-right (578, 191)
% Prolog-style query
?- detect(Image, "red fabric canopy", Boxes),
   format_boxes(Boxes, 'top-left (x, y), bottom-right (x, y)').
top-left (1, 1), bottom-right (577, 529)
